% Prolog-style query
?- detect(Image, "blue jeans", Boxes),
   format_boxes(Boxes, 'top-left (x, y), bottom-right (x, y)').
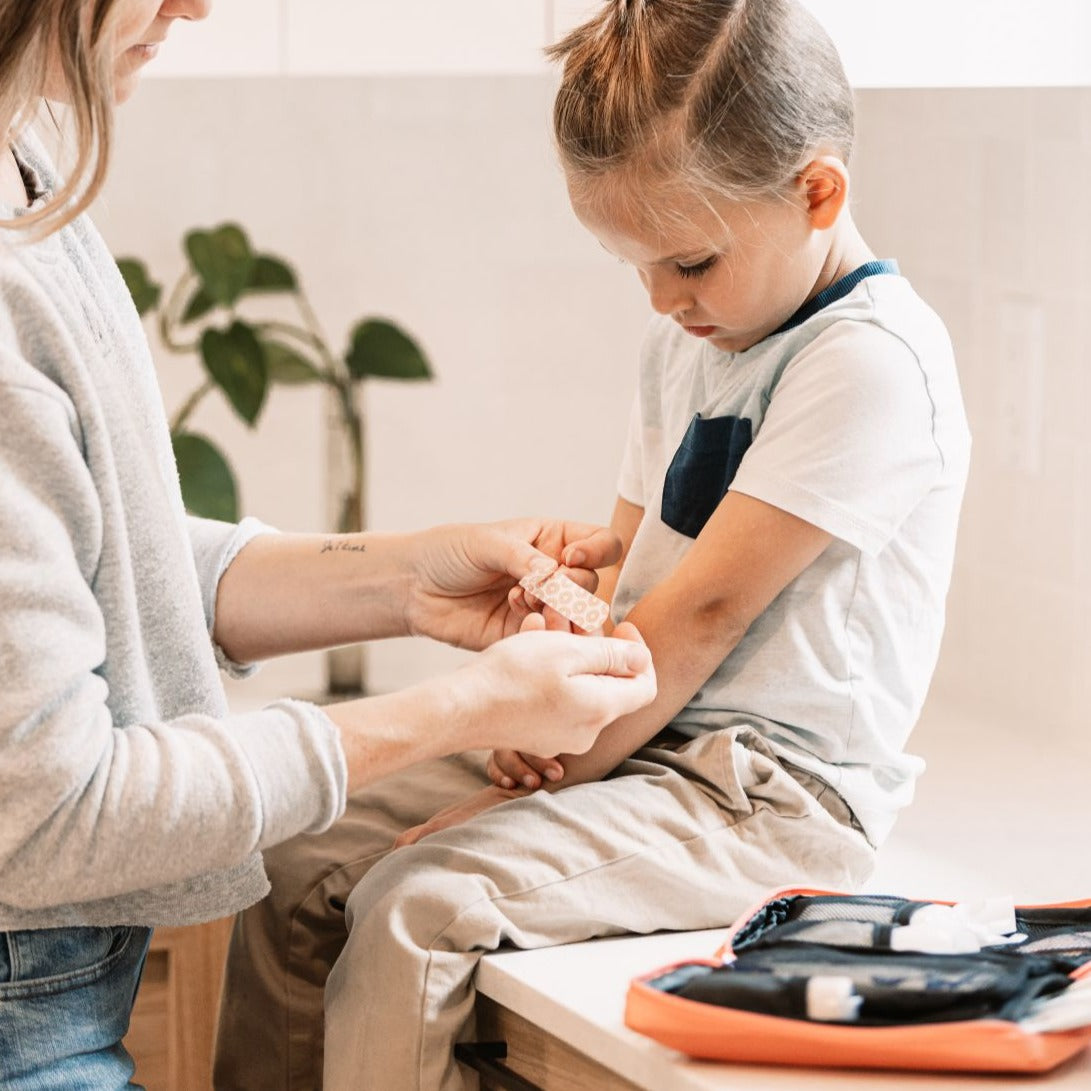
top-left (0, 925), bottom-right (152, 1090)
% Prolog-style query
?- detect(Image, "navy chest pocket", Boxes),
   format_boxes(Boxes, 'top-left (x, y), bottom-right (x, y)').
top-left (661, 413), bottom-right (753, 539)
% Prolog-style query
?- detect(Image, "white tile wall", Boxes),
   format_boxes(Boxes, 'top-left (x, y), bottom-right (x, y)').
top-left (95, 79), bottom-right (1091, 764)
top-left (145, 1), bottom-right (1091, 85)
top-left (95, 76), bottom-right (649, 696)
top-left (853, 88), bottom-right (1091, 762)
top-left (802, 0), bottom-right (1091, 88)
top-left (285, 1), bottom-right (547, 76)
top-left (148, 0), bottom-right (284, 76)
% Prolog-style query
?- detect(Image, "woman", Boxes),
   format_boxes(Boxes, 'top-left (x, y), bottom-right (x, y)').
top-left (0, 1), bottom-right (656, 1084)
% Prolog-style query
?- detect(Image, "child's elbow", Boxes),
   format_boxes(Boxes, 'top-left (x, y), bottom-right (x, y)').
top-left (687, 596), bottom-right (753, 652)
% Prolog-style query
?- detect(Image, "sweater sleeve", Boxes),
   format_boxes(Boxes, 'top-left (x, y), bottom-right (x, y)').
top-left (0, 370), bottom-right (346, 911)
top-left (186, 514), bottom-right (278, 677)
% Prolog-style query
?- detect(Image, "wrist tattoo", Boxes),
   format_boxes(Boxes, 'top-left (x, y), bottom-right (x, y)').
top-left (321, 538), bottom-right (367, 555)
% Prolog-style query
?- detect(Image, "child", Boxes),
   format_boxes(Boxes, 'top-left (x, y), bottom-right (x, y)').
top-left (216, 2), bottom-right (970, 1088)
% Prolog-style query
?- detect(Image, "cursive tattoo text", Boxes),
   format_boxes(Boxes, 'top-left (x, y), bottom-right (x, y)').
top-left (321, 539), bottom-right (367, 555)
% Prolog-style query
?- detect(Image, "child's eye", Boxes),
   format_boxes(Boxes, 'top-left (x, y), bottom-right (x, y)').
top-left (677, 256), bottom-right (717, 279)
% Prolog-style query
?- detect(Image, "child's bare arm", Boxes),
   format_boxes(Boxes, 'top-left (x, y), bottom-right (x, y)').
top-left (593, 496), bottom-right (643, 627)
top-left (540, 489), bottom-right (832, 787)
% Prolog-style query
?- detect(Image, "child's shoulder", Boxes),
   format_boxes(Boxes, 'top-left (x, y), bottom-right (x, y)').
top-left (788, 271), bottom-right (955, 380)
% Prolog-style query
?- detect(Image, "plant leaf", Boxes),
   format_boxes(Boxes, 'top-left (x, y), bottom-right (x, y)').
top-left (262, 339), bottom-right (323, 385)
top-left (117, 258), bottom-right (161, 317)
top-left (181, 286), bottom-right (217, 324)
top-left (171, 431), bottom-right (239, 522)
top-left (201, 322), bottom-right (268, 425)
top-left (247, 255), bottom-right (297, 293)
top-left (185, 224), bottom-right (255, 307)
top-left (345, 318), bottom-right (432, 381)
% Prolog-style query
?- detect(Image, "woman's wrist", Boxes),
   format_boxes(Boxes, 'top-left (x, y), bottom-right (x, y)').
top-left (214, 531), bottom-right (417, 661)
top-left (326, 671), bottom-right (474, 792)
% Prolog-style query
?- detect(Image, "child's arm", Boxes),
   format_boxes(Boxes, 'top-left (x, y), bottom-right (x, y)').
top-left (591, 495), bottom-right (643, 631)
top-left (498, 488), bottom-right (832, 790)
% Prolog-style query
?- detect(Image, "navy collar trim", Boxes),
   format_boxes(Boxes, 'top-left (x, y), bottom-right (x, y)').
top-left (772, 259), bottom-right (901, 337)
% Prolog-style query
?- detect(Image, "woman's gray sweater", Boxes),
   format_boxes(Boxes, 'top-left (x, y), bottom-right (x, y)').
top-left (0, 133), bottom-right (347, 929)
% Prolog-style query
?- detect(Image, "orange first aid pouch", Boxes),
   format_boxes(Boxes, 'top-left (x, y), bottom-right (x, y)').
top-left (625, 888), bottom-right (1091, 1074)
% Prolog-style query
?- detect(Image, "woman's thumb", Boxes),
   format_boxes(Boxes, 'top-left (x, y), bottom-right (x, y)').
top-left (584, 628), bottom-right (652, 677)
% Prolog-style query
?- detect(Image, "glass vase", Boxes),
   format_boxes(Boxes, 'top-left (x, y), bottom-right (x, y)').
top-left (324, 382), bottom-right (368, 696)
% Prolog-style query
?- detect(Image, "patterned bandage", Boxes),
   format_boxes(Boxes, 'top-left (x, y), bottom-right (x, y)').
top-left (519, 568), bottom-right (610, 632)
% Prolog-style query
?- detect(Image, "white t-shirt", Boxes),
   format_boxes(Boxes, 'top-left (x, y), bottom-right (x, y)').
top-left (613, 264), bottom-right (970, 846)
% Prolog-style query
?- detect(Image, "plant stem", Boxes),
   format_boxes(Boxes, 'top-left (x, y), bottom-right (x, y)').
top-left (159, 272), bottom-right (204, 355)
top-left (170, 377), bottom-right (215, 434)
top-left (293, 288), bottom-right (366, 534)
top-left (294, 289), bottom-right (342, 375)
top-left (335, 379), bottom-right (366, 534)
top-left (253, 320), bottom-right (335, 379)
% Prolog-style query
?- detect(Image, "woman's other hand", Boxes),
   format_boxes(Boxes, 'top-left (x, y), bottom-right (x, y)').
top-left (451, 619), bottom-right (655, 759)
top-left (328, 618), bottom-right (654, 792)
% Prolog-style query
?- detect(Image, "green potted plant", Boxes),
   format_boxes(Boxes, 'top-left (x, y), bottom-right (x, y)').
top-left (119, 223), bottom-right (433, 695)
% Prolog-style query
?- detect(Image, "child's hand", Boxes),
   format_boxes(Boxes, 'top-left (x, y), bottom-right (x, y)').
top-left (487, 748), bottom-right (566, 791)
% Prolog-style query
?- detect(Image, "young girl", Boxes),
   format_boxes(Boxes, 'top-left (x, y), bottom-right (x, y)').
top-left (217, 2), bottom-right (970, 1089)
top-left (0, 2), bottom-right (657, 1084)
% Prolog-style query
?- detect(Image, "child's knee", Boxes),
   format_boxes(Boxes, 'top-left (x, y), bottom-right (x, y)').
top-left (342, 842), bottom-right (491, 943)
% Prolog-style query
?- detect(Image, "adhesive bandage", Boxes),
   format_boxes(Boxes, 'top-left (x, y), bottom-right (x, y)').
top-left (519, 568), bottom-right (610, 632)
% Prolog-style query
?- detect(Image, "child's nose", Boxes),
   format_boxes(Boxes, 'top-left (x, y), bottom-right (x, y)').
top-left (642, 268), bottom-right (692, 317)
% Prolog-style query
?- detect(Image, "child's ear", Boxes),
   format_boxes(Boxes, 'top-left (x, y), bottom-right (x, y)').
top-left (797, 156), bottom-right (850, 230)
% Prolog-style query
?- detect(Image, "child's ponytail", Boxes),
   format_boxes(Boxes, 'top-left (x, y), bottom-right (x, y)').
top-left (549, 0), bottom-right (721, 176)
top-left (550, 0), bottom-right (855, 202)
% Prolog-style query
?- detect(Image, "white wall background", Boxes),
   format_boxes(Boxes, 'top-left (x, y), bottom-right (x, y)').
top-left (94, 77), bottom-right (1091, 772)
top-left (151, 1), bottom-right (1091, 86)
top-left (94, 76), bottom-right (650, 697)
top-left (89, 6), bottom-right (1091, 790)
top-left (851, 88), bottom-right (1091, 764)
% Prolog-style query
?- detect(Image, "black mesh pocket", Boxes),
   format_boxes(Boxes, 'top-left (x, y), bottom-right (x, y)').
top-left (656, 894), bottom-right (1091, 1029)
top-left (733, 895), bottom-right (921, 952)
top-left (664, 944), bottom-right (1074, 1025)
top-left (1020, 933), bottom-right (1091, 959)
top-left (754, 919), bottom-right (885, 950)
top-left (1007, 908), bottom-right (1091, 968)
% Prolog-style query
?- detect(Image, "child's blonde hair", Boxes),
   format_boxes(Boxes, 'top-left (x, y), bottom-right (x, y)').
top-left (550, 0), bottom-right (854, 206)
top-left (0, 0), bottom-right (120, 237)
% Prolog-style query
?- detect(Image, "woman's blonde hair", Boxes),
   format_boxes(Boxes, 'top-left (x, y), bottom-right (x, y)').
top-left (550, 0), bottom-right (854, 205)
top-left (0, 0), bottom-right (121, 237)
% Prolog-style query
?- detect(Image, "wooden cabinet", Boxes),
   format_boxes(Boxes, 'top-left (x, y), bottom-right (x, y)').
top-left (124, 917), bottom-right (234, 1091)
top-left (469, 997), bottom-right (641, 1091)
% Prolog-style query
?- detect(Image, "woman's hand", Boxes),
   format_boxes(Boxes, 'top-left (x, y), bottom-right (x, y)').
top-left (402, 518), bottom-right (621, 650)
top-left (393, 785), bottom-right (523, 848)
top-left (450, 618), bottom-right (656, 759)
top-left (327, 616), bottom-right (655, 794)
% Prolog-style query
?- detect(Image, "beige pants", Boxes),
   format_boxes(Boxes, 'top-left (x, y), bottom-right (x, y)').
top-left (213, 726), bottom-right (875, 1091)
